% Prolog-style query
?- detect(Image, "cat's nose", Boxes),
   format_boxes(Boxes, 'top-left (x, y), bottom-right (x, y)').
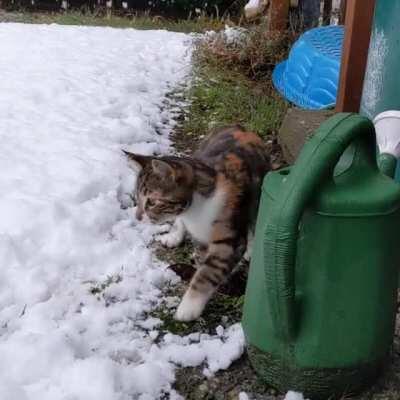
top-left (135, 208), bottom-right (144, 221)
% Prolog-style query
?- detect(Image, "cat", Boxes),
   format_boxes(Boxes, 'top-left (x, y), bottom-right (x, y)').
top-left (124, 125), bottom-right (270, 321)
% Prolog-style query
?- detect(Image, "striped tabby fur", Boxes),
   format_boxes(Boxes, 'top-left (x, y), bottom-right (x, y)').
top-left (124, 125), bottom-right (270, 321)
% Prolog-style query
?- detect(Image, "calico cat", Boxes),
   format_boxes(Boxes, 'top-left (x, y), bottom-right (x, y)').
top-left (124, 125), bottom-right (270, 321)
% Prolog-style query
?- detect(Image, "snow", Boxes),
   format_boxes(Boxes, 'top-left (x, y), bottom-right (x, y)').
top-left (284, 391), bottom-right (309, 400)
top-left (239, 392), bottom-right (250, 400)
top-left (223, 25), bottom-right (248, 45)
top-left (0, 23), bottom-right (245, 399)
top-left (204, 25), bottom-right (248, 48)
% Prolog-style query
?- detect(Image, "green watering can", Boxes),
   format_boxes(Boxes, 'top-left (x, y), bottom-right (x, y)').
top-left (242, 113), bottom-right (400, 399)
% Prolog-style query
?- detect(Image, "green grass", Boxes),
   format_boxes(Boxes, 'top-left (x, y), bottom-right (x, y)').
top-left (180, 23), bottom-right (291, 141)
top-left (153, 239), bottom-right (245, 336)
top-left (152, 290), bottom-right (244, 336)
top-left (182, 63), bottom-right (287, 139)
top-left (0, 9), bottom-right (226, 32)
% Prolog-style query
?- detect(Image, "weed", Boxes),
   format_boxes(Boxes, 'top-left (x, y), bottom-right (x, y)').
top-left (196, 23), bottom-right (295, 79)
top-left (187, 64), bottom-right (286, 135)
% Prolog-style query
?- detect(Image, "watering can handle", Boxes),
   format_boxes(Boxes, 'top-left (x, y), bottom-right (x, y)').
top-left (264, 113), bottom-right (377, 343)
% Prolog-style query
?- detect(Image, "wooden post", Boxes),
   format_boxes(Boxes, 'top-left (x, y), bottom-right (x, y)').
top-left (335, 0), bottom-right (376, 112)
top-left (268, 0), bottom-right (290, 32)
top-left (323, 0), bottom-right (333, 25)
top-left (339, 0), bottom-right (347, 24)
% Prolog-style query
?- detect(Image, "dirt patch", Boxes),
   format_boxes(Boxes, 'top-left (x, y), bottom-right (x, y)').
top-left (174, 356), bottom-right (279, 400)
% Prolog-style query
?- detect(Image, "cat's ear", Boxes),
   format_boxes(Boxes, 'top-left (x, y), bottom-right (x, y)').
top-left (151, 159), bottom-right (175, 180)
top-left (123, 150), bottom-right (151, 170)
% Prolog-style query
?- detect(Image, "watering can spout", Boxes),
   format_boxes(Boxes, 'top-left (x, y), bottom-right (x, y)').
top-left (374, 111), bottom-right (400, 178)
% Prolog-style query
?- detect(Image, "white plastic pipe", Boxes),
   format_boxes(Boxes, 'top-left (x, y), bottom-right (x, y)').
top-left (374, 110), bottom-right (400, 158)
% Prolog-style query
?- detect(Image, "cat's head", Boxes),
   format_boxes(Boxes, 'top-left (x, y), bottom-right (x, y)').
top-left (124, 151), bottom-right (194, 224)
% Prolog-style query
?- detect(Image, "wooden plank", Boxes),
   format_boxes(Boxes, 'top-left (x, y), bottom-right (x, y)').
top-left (335, 0), bottom-right (376, 112)
top-left (323, 0), bottom-right (333, 25)
top-left (268, 0), bottom-right (290, 32)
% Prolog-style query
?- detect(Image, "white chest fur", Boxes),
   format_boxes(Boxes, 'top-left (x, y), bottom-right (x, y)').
top-left (180, 190), bottom-right (226, 244)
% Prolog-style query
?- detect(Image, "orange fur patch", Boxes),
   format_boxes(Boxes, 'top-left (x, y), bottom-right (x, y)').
top-left (232, 130), bottom-right (264, 146)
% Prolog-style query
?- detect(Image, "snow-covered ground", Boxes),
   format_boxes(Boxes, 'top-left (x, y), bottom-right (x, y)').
top-left (0, 23), bottom-right (244, 400)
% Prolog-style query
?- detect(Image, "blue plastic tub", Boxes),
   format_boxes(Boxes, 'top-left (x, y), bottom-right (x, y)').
top-left (272, 25), bottom-right (344, 110)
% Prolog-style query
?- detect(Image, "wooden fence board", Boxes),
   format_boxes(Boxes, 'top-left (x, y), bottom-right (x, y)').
top-left (335, 0), bottom-right (375, 112)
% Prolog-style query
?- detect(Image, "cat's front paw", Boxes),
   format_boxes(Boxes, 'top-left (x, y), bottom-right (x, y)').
top-left (157, 231), bottom-right (184, 248)
top-left (156, 219), bottom-right (185, 248)
top-left (174, 291), bottom-right (208, 321)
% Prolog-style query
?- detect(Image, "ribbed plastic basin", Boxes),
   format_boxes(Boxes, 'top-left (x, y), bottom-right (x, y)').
top-left (273, 25), bottom-right (344, 110)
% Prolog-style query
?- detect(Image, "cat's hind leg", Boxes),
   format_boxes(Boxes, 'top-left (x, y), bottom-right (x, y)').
top-left (157, 218), bottom-right (186, 248)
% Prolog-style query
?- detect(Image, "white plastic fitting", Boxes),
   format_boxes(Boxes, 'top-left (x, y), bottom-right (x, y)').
top-left (374, 110), bottom-right (400, 158)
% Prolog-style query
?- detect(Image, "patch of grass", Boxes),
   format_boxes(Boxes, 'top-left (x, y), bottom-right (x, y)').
top-left (183, 64), bottom-right (287, 139)
top-left (185, 24), bottom-right (291, 139)
top-left (154, 239), bottom-right (194, 266)
top-left (152, 290), bottom-right (244, 337)
top-left (153, 239), bottom-right (245, 336)
top-left (171, 24), bottom-right (290, 169)
top-left (0, 9), bottom-right (226, 32)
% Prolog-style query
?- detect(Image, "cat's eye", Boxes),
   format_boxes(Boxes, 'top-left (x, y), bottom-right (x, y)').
top-left (146, 199), bottom-right (155, 207)
top-left (165, 200), bottom-right (178, 205)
